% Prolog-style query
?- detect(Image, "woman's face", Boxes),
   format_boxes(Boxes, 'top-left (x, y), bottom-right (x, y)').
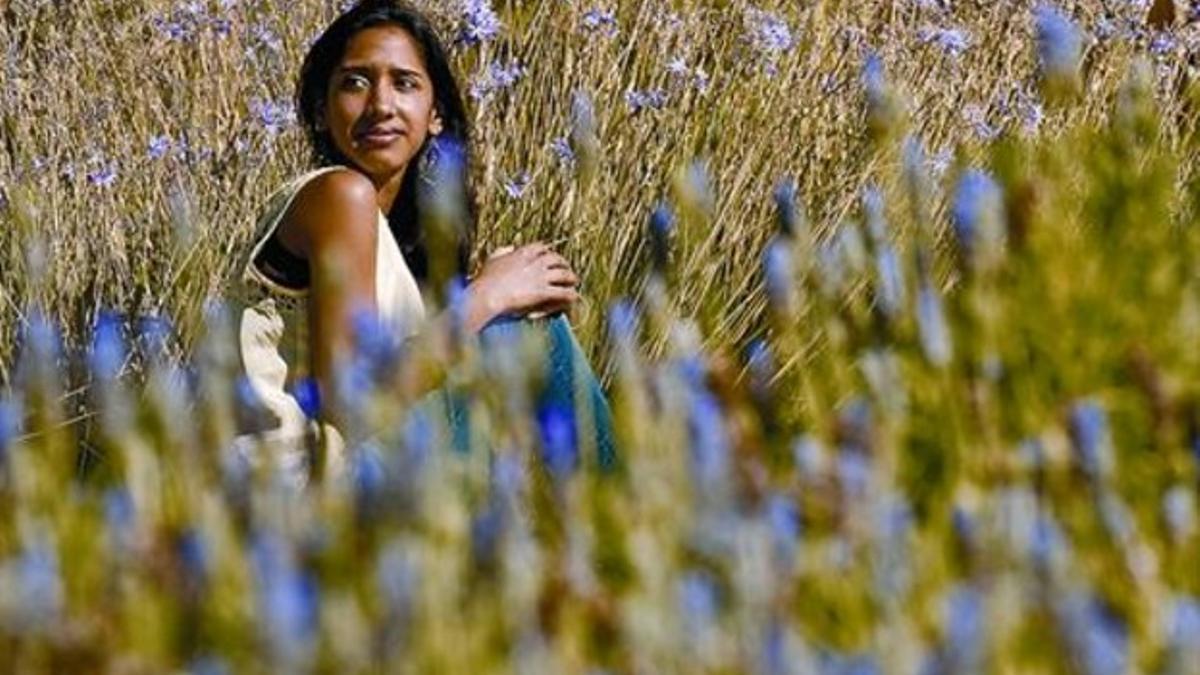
top-left (321, 25), bottom-right (443, 183)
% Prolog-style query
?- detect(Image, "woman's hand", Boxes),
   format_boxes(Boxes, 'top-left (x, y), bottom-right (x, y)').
top-left (463, 243), bottom-right (580, 332)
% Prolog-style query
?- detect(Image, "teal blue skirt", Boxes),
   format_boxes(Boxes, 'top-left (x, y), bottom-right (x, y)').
top-left (431, 313), bottom-right (617, 474)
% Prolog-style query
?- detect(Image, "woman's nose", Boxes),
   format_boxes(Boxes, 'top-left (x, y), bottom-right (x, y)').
top-left (366, 83), bottom-right (398, 117)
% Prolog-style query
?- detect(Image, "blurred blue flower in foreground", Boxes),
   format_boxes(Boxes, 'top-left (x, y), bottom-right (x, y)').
top-left (251, 533), bottom-right (319, 665)
top-left (942, 584), bottom-right (985, 672)
top-left (1055, 593), bottom-right (1129, 675)
top-left (1068, 400), bottom-right (1114, 480)
top-left (951, 169), bottom-right (1004, 268)
top-left (917, 281), bottom-right (952, 367)
top-left (678, 572), bottom-right (719, 636)
top-left (89, 311), bottom-right (126, 381)
top-left (537, 402), bottom-right (579, 479)
top-left (1035, 4), bottom-right (1083, 91)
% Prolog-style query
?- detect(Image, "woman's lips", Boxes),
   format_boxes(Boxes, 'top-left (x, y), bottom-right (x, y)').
top-left (357, 129), bottom-right (402, 147)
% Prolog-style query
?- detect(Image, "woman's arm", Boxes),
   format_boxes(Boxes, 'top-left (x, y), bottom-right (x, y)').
top-left (277, 169), bottom-right (380, 426)
top-left (464, 243), bottom-right (580, 330)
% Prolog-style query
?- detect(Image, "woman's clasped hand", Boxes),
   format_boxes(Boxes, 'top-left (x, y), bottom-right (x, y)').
top-left (463, 243), bottom-right (580, 330)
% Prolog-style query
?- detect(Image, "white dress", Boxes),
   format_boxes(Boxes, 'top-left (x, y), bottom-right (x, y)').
top-left (228, 166), bottom-right (426, 483)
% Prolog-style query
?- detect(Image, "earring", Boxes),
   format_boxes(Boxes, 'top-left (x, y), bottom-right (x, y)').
top-left (418, 136), bottom-right (442, 188)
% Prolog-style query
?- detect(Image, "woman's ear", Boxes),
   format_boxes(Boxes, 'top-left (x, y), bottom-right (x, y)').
top-left (430, 109), bottom-right (444, 136)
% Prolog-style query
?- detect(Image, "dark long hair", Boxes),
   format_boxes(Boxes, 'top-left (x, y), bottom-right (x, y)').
top-left (296, 0), bottom-right (474, 281)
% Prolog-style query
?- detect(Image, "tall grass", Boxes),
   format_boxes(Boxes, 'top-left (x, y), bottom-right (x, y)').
top-left (3, 0), bottom-right (1194, 374)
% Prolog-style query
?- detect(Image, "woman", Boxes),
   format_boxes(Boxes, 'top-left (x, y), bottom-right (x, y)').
top-left (230, 0), bottom-right (613, 483)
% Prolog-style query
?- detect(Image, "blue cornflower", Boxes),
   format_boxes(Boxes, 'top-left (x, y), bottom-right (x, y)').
top-left (147, 134), bottom-right (172, 160)
top-left (87, 163), bottom-right (118, 188)
top-left (625, 88), bottom-right (668, 113)
top-left (250, 98), bottom-right (296, 135)
top-left (1056, 594), bottom-right (1129, 675)
top-left (692, 67), bottom-right (711, 95)
top-left (943, 585), bottom-right (985, 672)
top-left (916, 282), bottom-right (952, 367)
top-left (376, 541), bottom-right (418, 617)
top-left (950, 169), bottom-right (1003, 261)
top-left (469, 60), bottom-right (524, 101)
top-left (17, 539), bottom-right (63, 628)
top-left (818, 650), bottom-right (882, 675)
top-left (862, 52), bottom-right (886, 100)
top-left (501, 171), bottom-right (530, 199)
top-left (963, 103), bottom-right (1000, 141)
top-left (764, 493), bottom-right (801, 561)
top-left (581, 8), bottom-right (618, 37)
top-left (1162, 485), bottom-right (1195, 542)
top-left (917, 25), bottom-right (971, 57)
top-left (491, 453), bottom-right (525, 502)
top-left (251, 533), bottom-right (319, 665)
top-left (837, 446), bottom-right (872, 501)
top-left (606, 299), bottom-right (639, 347)
top-left (763, 238), bottom-right (796, 311)
top-left (104, 488), bottom-right (136, 552)
top-left (537, 402), bottom-right (579, 479)
top-left (459, 0), bottom-right (501, 45)
top-left (773, 179), bottom-right (801, 236)
top-left (291, 377), bottom-right (321, 420)
top-left (1150, 32), bottom-right (1177, 56)
top-left (177, 528), bottom-right (209, 584)
top-left (746, 9), bottom-right (794, 55)
top-left (649, 202), bottom-right (674, 272)
top-left (1068, 400), bottom-right (1114, 479)
top-left (1030, 512), bottom-right (1069, 570)
top-left (745, 339), bottom-right (774, 397)
top-left (550, 136), bottom-right (575, 167)
top-left (0, 397), bottom-right (21, 454)
top-left (248, 24), bottom-right (283, 54)
top-left (874, 245), bottom-right (904, 318)
top-left (1035, 4), bottom-right (1083, 82)
top-left (90, 310), bottom-right (125, 380)
top-left (351, 443), bottom-right (387, 508)
top-left (23, 311), bottom-right (62, 368)
top-left (792, 435), bottom-right (828, 482)
top-left (1167, 597), bottom-right (1200, 664)
top-left (688, 391), bottom-right (730, 491)
top-left (677, 572), bottom-right (719, 634)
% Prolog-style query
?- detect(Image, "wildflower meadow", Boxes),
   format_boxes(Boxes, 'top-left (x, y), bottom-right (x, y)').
top-left (2, 0), bottom-right (1200, 672)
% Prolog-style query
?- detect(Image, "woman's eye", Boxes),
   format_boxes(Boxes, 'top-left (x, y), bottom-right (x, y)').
top-left (341, 74), bottom-right (369, 90)
top-left (395, 77), bottom-right (418, 91)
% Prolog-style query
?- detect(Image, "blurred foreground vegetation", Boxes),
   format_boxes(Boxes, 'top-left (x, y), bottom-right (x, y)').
top-left (2, 0), bottom-right (1200, 673)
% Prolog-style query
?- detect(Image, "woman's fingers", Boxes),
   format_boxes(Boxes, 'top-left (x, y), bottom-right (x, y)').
top-left (543, 266), bottom-right (579, 288)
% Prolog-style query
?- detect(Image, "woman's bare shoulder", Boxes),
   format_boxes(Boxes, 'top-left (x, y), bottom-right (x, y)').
top-left (276, 168), bottom-right (379, 256)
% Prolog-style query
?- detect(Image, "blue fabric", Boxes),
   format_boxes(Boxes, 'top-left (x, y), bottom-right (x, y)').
top-left (436, 314), bottom-right (617, 472)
